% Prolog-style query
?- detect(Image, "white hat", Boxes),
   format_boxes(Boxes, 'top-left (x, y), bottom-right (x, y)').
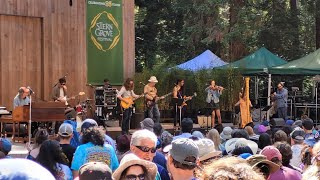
top-left (148, 76), bottom-right (158, 83)
top-left (195, 138), bottom-right (221, 161)
top-left (220, 127), bottom-right (232, 141)
top-left (225, 138), bottom-right (258, 154)
top-left (58, 123), bottom-right (73, 137)
top-left (112, 153), bottom-right (157, 180)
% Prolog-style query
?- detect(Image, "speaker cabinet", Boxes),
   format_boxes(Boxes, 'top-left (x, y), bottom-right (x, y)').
top-left (270, 118), bottom-right (285, 127)
top-left (197, 116), bottom-right (212, 128)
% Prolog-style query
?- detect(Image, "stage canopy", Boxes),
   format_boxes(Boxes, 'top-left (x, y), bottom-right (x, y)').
top-left (217, 47), bottom-right (287, 75)
top-left (270, 48), bottom-right (320, 75)
top-left (174, 50), bottom-right (228, 71)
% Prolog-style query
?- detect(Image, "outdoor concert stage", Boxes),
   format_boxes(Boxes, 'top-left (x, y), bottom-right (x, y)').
top-left (9, 122), bottom-right (234, 158)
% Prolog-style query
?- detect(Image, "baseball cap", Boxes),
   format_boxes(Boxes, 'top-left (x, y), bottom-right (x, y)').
top-left (293, 120), bottom-right (302, 128)
top-left (58, 123), bottom-right (73, 137)
top-left (286, 120), bottom-right (294, 126)
top-left (195, 138), bottom-right (221, 161)
top-left (302, 119), bottom-right (314, 130)
top-left (0, 138), bottom-right (12, 154)
top-left (81, 122), bottom-right (96, 132)
top-left (246, 154), bottom-right (280, 174)
top-left (168, 138), bottom-right (199, 165)
top-left (260, 146), bottom-right (282, 161)
top-left (290, 127), bottom-right (305, 141)
top-left (78, 162), bottom-right (112, 180)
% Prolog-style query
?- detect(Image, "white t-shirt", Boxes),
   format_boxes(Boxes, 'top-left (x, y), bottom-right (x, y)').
top-left (290, 144), bottom-right (303, 168)
top-left (59, 88), bottom-right (64, 98)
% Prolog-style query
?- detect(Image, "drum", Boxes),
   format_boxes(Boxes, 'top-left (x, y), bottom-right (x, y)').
top-left (76, 104), bottom-right (83, 114)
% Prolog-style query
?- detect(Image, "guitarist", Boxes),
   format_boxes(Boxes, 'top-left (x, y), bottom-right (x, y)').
top-left (144, 76), bottom-right (161, 123)
top-left (117, 78), bottom-right (140, 135)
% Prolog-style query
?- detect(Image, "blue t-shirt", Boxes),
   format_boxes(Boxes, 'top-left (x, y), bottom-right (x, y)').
top-left (71, 142), bottom-right (119, 171)
top-left (155, 163), bottom-right (170, 180)
top-left (153, 152), bottom-right (167, 170)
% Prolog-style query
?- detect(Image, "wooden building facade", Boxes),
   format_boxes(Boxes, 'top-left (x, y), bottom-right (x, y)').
top-left (0, 0), bottom-right (135, 110)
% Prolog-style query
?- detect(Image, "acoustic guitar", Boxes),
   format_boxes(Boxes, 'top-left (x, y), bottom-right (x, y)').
top-left (120, 95), bottom-right (144, 109)
top-left (146, 92), bottom-right (172, 108)
top-left (180, 92), bottom-right (197, 108)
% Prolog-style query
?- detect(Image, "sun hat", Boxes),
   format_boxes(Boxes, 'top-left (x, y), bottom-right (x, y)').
top-left (79, 162), bottom-right (112, 180)
top-left (247, 154), bottom-right (280, 174)
top-left (195, 138), bottom-right (221, 161)
top-left (58, 123), bottom-right (73, 137)
top-left (167, 138), bottom-right (199, 165)
top-left (112, 153), bottom-right (157, 180)
top-left (225, 138), bottom-right (258, 154)
top-left (148, 76), bottom-right (158, 83)
top-left (220, 127), bottom-right (232, 141)
top-left (192, 131), bottom-right (204, 139)
top-left (260, 146), bottom-right (282, 161)
top-left (0, 138), bottom-right (12, 153)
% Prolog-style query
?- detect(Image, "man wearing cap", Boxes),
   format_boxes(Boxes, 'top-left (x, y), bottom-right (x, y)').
top-left (144, 76), bottom-right (162, 123)
top-left (173, 118), bottom-right (193, 140)
top-left (0, 138), bottom-right (12, 158)
top-left (167, 138), bottom-right (199, 180)
top-left (58, 123), bottom-right (76, 167)
top-left (260, 146), bottom-right (302, 180)
top-left (77, 162), bottom-right (112, 180)
top-left (271, 82), bottom-right (288, 120)
top-left (289, 127), bottom-right (305, 168)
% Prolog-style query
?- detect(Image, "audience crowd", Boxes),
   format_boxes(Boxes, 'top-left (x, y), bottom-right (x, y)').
top-left (1, 116), bottom-right (320, 180)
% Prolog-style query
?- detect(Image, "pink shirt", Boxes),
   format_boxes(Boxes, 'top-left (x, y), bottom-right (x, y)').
top-left (268, 166), bottom-right (302, 180)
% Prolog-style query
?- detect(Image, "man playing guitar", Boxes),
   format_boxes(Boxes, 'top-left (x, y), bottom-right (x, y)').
top-left (117, 78), bottom-right (140, 135)
top-left (144, 76), bottom-right (162, 123)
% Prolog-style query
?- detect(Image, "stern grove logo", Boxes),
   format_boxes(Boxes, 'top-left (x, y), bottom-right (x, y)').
top-left (89, 11), bottom-right (120, 52)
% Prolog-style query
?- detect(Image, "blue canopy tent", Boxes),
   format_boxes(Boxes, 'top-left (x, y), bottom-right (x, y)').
top-left (174, 50), bottom-right (228, 71)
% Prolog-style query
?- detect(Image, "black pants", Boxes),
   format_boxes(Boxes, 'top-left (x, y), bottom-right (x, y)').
top-left (122, 108), bottom-right (132, 134)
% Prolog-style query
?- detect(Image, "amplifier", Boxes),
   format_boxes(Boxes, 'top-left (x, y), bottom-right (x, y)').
top-left (104, 88), bottom-right (118, 107)
top-left (197, 116), bottom-right (212, 128)
top-left (270, 118), bottom-right (285, 127)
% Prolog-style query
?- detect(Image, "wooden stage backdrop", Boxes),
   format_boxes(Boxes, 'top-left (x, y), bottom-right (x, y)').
top-left (0, 0), bottom-right (135, 111)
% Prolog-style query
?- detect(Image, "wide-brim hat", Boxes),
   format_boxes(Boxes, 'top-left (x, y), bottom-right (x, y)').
top-left (225, 138), bottom-right (258, 154)
top-left (246, 154), bottom-right (280, 174)
top-left (112, 153), bottom-right (157, 180)
top-left (148, 76), bottom-right (158, 83)
top-left (195, 138), bottom-right (221, 161)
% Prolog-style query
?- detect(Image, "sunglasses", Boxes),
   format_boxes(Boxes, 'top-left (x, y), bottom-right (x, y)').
top-left (61, 83), bottom-right (66, 85)
top-left (125, 174), bottom-right (145, 180)
top-left (135, 146), bottom-right (156, 153)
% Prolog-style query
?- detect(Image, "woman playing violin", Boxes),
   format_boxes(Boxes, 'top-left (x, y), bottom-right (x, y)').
top-left (205, 80), bottom-right (224, 127)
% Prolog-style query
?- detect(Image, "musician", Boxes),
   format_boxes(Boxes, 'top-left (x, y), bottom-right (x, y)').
top-left (205, 80), bottom-right (223, 127)
top-left (272, 82), bottom-right (288, 120)
top-left (144, 76), bottom-right (162, 123)
top-left (52, 78), bottom-right (68, 102)
top-left (13, 87), bottom-right (30, 109)
top-left (104, 78), bottom-right (112, 89)
top-left (117, 78), bottom-right (140, 134)
top-left (235, 91), bottom-right (253, 128)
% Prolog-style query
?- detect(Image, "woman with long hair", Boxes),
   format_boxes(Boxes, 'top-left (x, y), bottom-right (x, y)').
top-left (26, 128), bottom-right (49, 160)
top-left (36, 140), bottom-right (72, 180)
top-left (205, 80), bottom-right (224, 127)
top-left (207, 128), bottom-right (223, 151)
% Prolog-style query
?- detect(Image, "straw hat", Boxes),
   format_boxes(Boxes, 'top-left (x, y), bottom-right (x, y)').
top-left (112, 153), bottom-right (157, 180)
top-left (148, 76), bottom-right (158, 83)
top-left (195, 138), bottom-right (221, 161)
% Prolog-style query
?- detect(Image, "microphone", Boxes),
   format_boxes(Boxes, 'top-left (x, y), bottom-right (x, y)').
top-left (87, 84), bottom-right (94, 88)
top-left (64, 73), bottom-right (68, 78)
top-left (139, 82), bottom-right (146, 86)
top-left (27, 86), bottom-right (35, 94)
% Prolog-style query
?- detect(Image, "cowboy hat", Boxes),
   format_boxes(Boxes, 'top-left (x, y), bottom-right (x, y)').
top-left (148, 76), bottom-right (158, 83)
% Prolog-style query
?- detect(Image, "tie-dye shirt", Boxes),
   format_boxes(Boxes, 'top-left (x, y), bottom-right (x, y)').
top-left (71, 142), bottom-right (119, 171)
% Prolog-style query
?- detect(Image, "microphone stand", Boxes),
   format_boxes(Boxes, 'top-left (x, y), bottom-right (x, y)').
top-left (28, 94), bottom-right (32, 143)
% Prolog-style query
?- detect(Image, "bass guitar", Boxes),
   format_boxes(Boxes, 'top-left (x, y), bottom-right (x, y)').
top-left (120, 95), bottom-right (144, 109)
top-left (146, 92), bottom-right (172, 108)
top-left (180, 92), bottom-right (197, 108)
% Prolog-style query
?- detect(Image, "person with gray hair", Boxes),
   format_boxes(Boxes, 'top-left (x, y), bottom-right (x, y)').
top-left (130, 130), bottom-right (170, 180)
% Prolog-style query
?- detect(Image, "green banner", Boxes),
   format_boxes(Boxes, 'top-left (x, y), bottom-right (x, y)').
top-left (86, 0), bottom-right (123, 85)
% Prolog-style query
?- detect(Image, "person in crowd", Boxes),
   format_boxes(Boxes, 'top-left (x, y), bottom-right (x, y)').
top-left (166, 138), bottom-right (199, 180)
top-left (274, 141), bottom-right (302, 172)
top-left (302, 141), bottom-right (320, 180)
top-left (290, 127), bottom-right (306, 169)
top-left (13, 87), bottom-right (30, 109)
top-left (273, 130), bottom-right (288, 143)
top-left (258, 133), bottom-right (272, 150)
top-left (58, 123), bottom-right (76, 167)
top-left (231, 129), bottom-right (249, 139)
top-left (246, 154), bottom-right (280, 180)
top-left (302, 119), bottom-right (318, 147)
top-left (140, 118), bottom-right (154, 132)
top-left (0, 138), bottom-right (12, 158)
top-left (192, 131), bottom-right (204, 139)
top-left (0, 159), bottom-right (55, 179)
top-left (36, 140), bottom-right (72, 180)
top-left (232, 146), bottom-right (253, 156)
top-left (116, 134), bottom-right (131, 161)
top-left (260, 145), bottom-right (302, 180)
top-left (144, 76), bottom-right (162, 123)
top-left (293, 120), bottom-right (303, 128)
top-left (201, 156), bottom-right (265, 180)
top-left (130, 129), bottom-right (170, 180)
top-left (113, 153), bottom-right (157, 180)
top-left (26, 128), bottom-right (49, 160)
top-left (71, 127), bottom-right (119, 178)
top-left (271, 82), bottom-right (288, 119)
top-left (207, 128), bottom-right (224, 151)
top-left (173, 118), bottom-right (193, 140)
top-left (205, 80), bottom-right (224, 127)
top-left (104, 78), bottom-right (112, 89)
top-left (245, 126), bottom-right (260, 141)
top-left (77, 162), bottom-right (112, 180)
top-left (153, 123), bottom-right (164, 149)
top-left (117, 78), bottom-right (141, 135)
top-left (160, 131), bottom-right (173, 152)
top-left (0, 151), bottom-right (5, 159)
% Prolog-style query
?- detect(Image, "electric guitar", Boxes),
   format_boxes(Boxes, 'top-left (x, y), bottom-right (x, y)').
top-left (120, 94), bottom-right (144, 109)
top-left (146, 92), bottom-right (172, 108)
top-left (180, 92), bottom-right (197, 108)
top-left (57, 92), bottom-right (86, 106)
